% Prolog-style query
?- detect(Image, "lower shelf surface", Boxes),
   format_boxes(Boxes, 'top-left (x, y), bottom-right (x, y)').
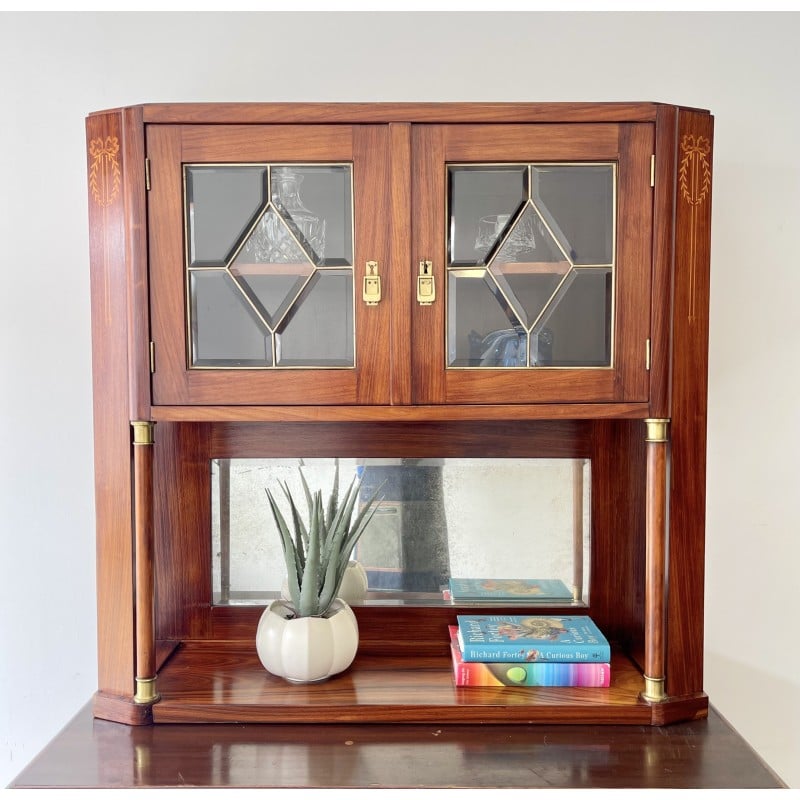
top-left (152, 641), bottom-right (706, 725)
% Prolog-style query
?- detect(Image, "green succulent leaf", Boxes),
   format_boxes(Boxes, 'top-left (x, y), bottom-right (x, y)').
top-left (325, 458), bottom-right (340, 530)
top-left (265, 488), bottom-right (301, 608)
top-left (280, 480), bottom-right (307, 571)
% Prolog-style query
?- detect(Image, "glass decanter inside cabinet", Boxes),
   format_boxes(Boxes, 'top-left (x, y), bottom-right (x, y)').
top-left (86, 102), bottom-right (712, 726)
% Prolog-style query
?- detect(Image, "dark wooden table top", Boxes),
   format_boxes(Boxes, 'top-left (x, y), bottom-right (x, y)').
top-left (9, 702), bottom-right (784, 789)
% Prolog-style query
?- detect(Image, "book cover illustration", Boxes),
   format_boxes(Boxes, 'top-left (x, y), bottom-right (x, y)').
top-left (456, 615), bottom-right (611, 663)
top-left (448, 578), bottom-right (574, 602)
top-left (449, 627), bottom-right (610, 687)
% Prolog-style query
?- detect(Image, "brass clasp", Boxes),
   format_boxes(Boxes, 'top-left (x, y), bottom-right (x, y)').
top-left (363, 261), bottom-right (381, 305)
top-left (417, 260), bottom-right (435, 305)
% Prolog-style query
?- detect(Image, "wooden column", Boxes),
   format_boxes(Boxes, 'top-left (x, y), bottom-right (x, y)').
top-left (643, 418), bottom-right (669, 702)
top-left (132, 421), bottom-right (159, 705)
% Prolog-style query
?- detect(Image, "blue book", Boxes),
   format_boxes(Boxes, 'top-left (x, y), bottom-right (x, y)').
top-left (456, 615), bottom-right (610, 663)
top-left (448, 578), bottom-right (573, 603)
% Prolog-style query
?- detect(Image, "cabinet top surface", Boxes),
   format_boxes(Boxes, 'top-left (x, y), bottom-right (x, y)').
top-left (87, 101), bottom-right (711, 124)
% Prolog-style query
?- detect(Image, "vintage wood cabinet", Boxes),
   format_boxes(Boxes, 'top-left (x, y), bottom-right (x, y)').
top-left (86, 102), bottom-right (713, 726)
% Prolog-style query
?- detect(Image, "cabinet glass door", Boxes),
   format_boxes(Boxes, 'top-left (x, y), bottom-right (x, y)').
top-left (413, 124), bottom-right (653, 404)
top-left (148, 125), bottom-right (390, 405)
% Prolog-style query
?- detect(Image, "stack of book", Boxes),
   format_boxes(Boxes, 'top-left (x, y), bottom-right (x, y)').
top-left (450, 615), bottom-right (611, 687)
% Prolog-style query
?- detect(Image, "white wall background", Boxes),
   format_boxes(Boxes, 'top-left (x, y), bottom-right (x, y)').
top-left (1, 10), bottom-right (798, 789)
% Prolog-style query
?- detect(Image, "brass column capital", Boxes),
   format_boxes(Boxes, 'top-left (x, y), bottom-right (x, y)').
top-left (131, 420), bottom-right (155, 446)
top-left (644, 418), bottom-right (669, 443)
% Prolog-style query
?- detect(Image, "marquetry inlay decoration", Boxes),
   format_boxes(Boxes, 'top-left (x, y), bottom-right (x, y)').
top-left (679, 134), bottom-right (711, 322)
top-left (89, 136), bottom-right (121, 208)
top-left (679, 135), bottom-right (711, 207)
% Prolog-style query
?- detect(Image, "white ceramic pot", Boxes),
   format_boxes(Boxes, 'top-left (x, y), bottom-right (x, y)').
top-left (256, 598), bottom-right (359, 683)
top-left (337, 560), bottom-right (369, 605)
top-left (281, 561), bottom-right (369, 606)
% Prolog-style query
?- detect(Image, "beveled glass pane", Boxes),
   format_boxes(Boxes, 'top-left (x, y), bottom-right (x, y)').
top-left (533, 269), bottom-right (612, 367)
top-left (190, 271), bottom-right (272, 367)
top-left (210, 457), bottom-right (591, 606)
top-left (185, 166), bottom-right (267, 267)
top-left (275, 270), bottom-right (354, 366)
top-left (489, 205), bottom-right (572, 328)
top-left (271, 166), bottom-right (353, 266)
top-left (448, 166), bottom-right (527, 266)
top-left (448, 269), bottom-right (526, 367)
top-left (531, 165), bottom-right (614, 265)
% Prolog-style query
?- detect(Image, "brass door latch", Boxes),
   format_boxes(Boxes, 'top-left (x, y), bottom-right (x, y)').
top-left (363, 260), bottom-right (381, 305)
top-left (417, 260), bottom-right (435, 305)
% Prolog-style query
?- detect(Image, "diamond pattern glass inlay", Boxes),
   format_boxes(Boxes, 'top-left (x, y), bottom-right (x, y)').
top-left (185, 164), bottom-right (354, 369)
top-left (447, 163), bottom-right (615, 368)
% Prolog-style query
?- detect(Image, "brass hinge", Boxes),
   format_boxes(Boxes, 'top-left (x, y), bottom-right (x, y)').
top-left (145, 158), bottom-right (151, 191)
top-left (149, 341), bottom-right (155, 373)
top-left (650, 154), bottom-right (655, 188)
top-left (645, 338), bottom-right (651, 371)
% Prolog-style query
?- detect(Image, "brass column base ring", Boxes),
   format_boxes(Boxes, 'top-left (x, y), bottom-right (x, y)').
top-left (642, 675), bottom-right (666, 703)
top-left (133, 677), bottom-right (161, 705)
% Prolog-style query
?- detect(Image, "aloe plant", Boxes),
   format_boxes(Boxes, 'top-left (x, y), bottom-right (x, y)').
top-left (266, 462), bottom-right (383, 618)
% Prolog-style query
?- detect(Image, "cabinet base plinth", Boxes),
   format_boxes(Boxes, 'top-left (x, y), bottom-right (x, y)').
top-left (93, 691), bottom-right (154, 725)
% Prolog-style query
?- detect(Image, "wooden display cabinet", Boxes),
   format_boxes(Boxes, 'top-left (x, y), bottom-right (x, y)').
top-left (85, 102), bottom-right (713, 726)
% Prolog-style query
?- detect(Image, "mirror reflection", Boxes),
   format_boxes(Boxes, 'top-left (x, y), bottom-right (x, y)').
top-left (211, 458), bottom-right (591, 607)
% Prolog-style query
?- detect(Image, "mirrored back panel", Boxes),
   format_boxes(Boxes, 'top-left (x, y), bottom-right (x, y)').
top-left (211, 458), bottom-right (591, 607)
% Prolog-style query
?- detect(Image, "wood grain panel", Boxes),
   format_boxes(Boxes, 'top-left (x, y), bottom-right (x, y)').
top-left (443, 124), bottom-right (621, 160)
top-left (649, 105), bottom-right (678, 418)
top-left (353, 126), bottom-right (391, 404)
top-left (180, 125), bottom-right (353, 162)
top-left (389, 123), bottom-right (413, 405)
top-left (664, 109), bottom-right (713, 697)
top-left (150, 403), bottom-right (649, 423)
top-left (207, 420), bottom-right (592, 459)
top-left (153, 422), bottom-right (212, 640)
top-left (411, 125), bottom-right (446, 403)
top-left (146, 126), bottom-right (187, 404)
top-left (614, 123), bottom-right (654, 400)
top-left (589, 421), bottom-right (646, 654)
top-left (444, 369), bottom-right (622, 404)
top-left (86, 110), bottom-right (135, 698)
top-left (139, 102), bottom-right (662, 125)
top-left (121, 106), bottom-right (151, 419)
